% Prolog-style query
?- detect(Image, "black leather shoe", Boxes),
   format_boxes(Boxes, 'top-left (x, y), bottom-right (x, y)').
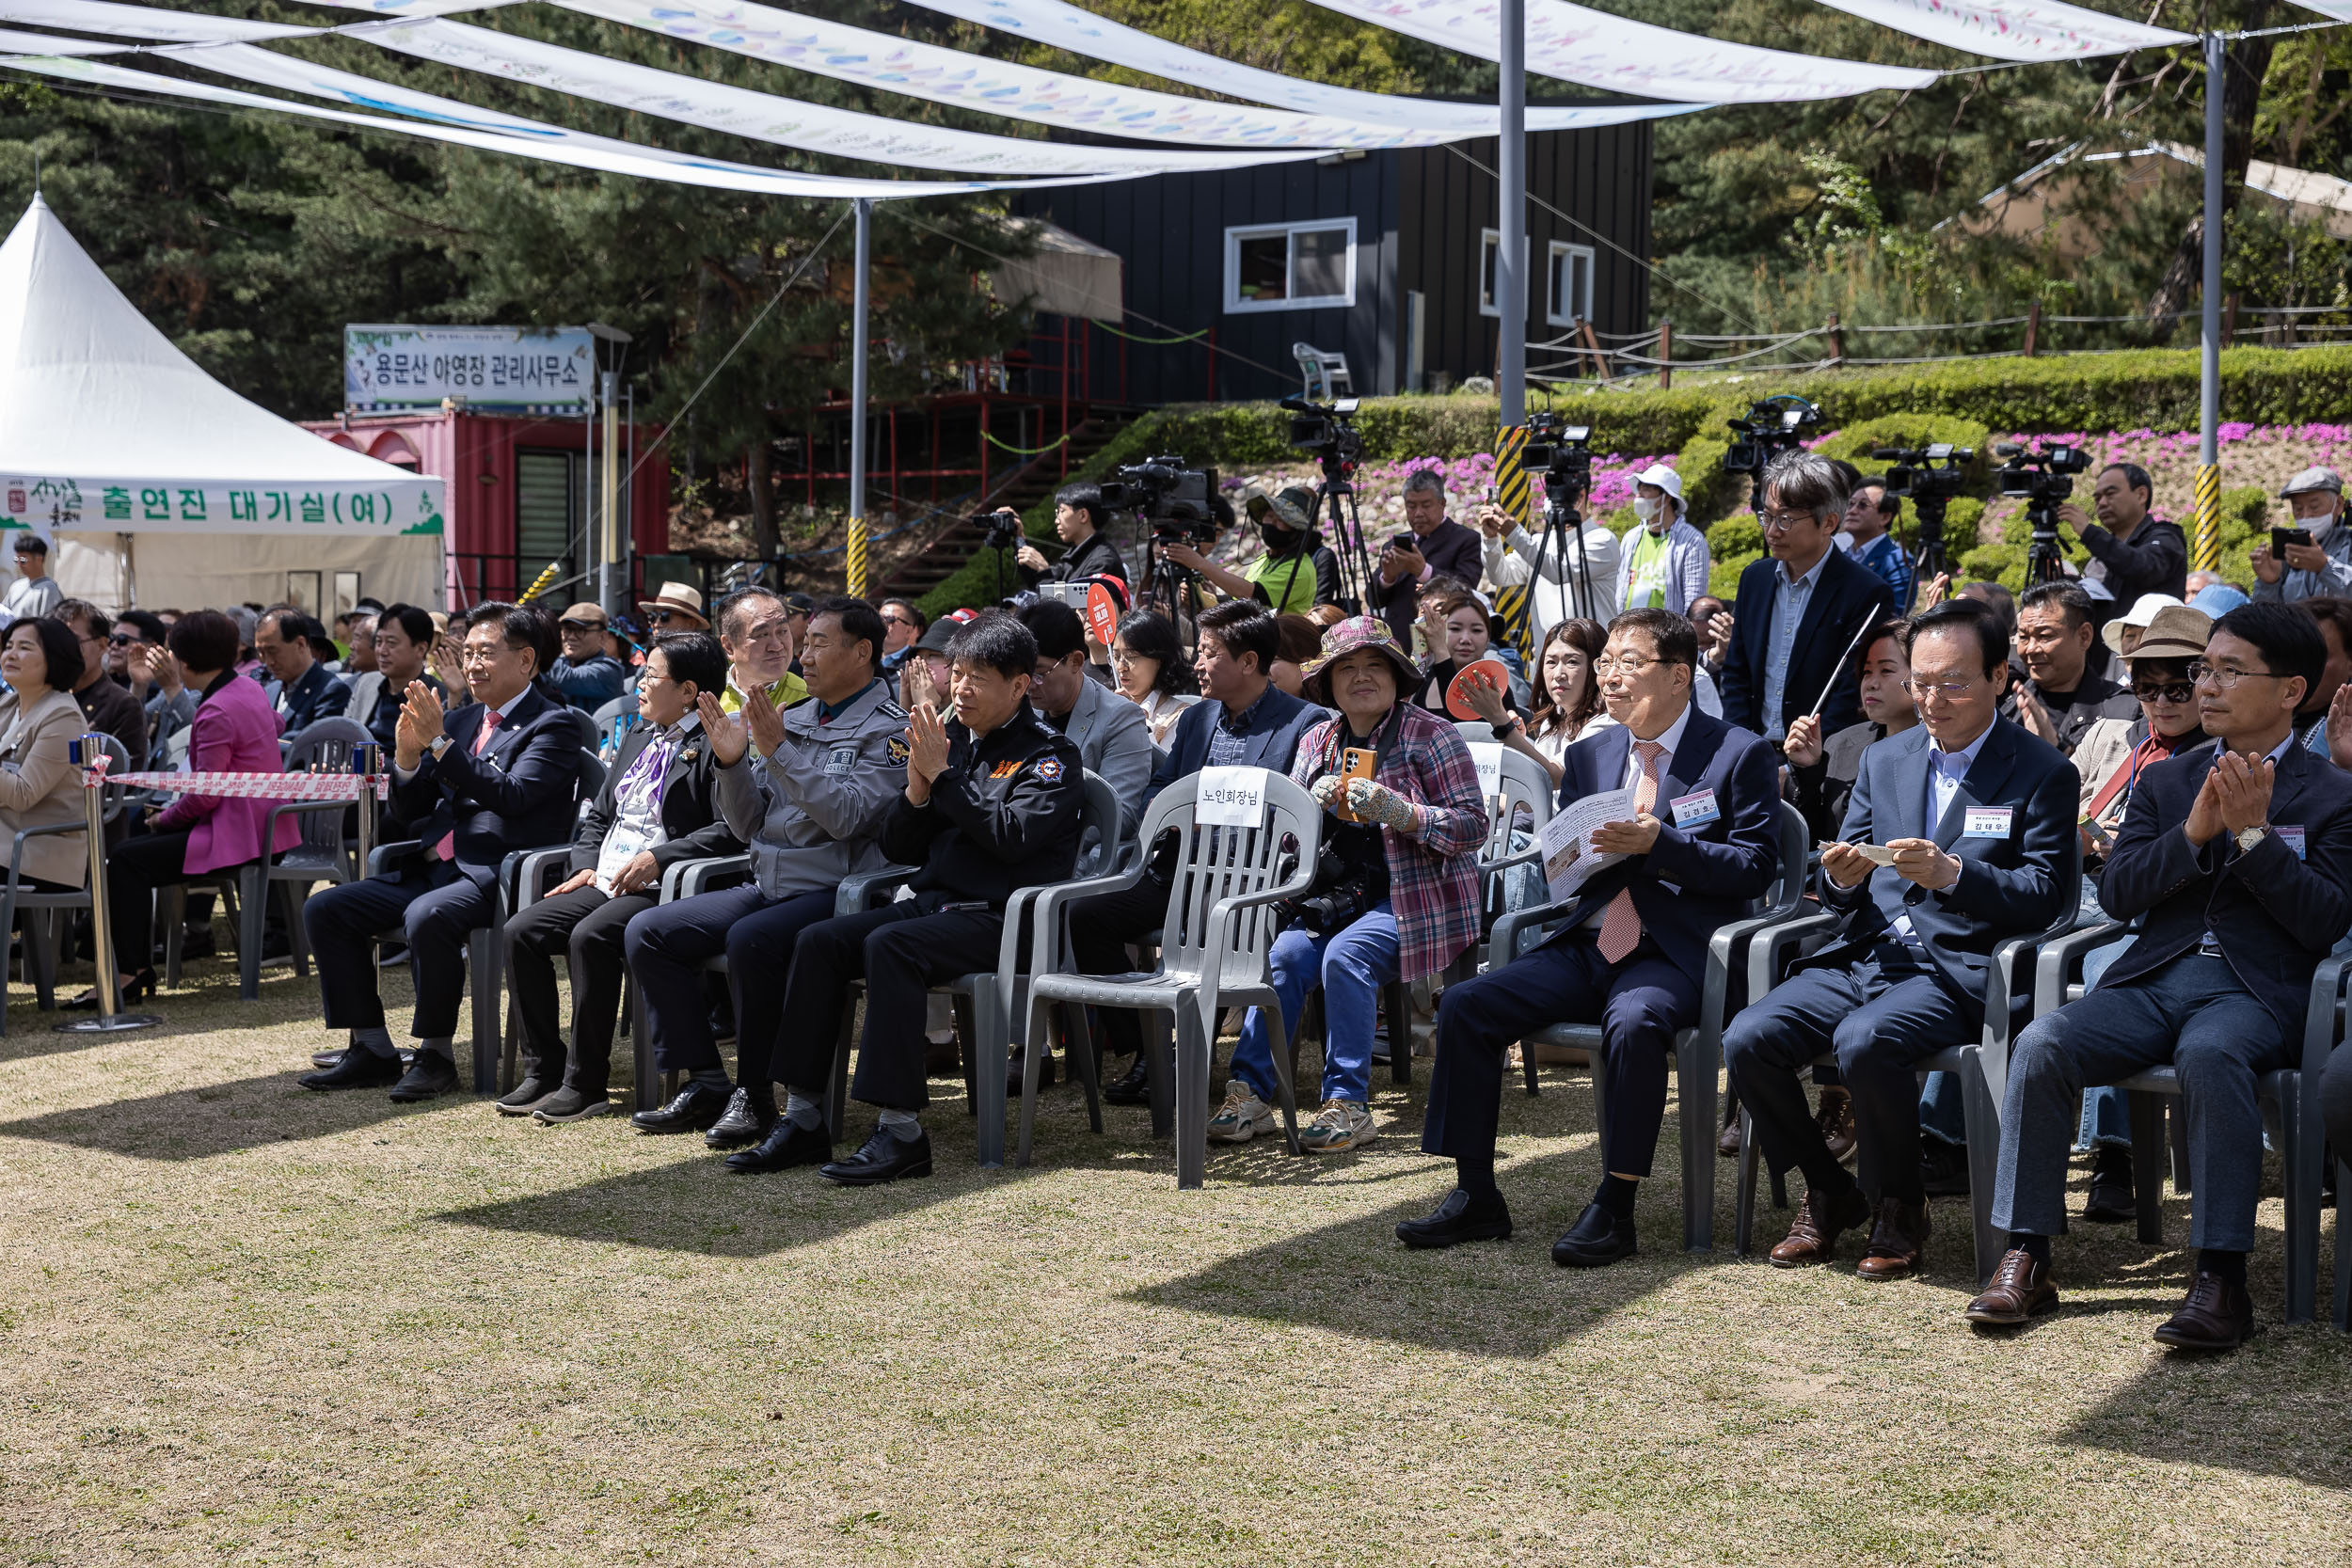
top-left (1103, 1054), bottom-right (1151, 1106)
top-left (704, 1086), bottom-right (777, 1149)
top-left (310, 1047), bottom-right (347, 1069)
top-left (1551, 1201), bottom-right (1637, 1267)
top-left (2152, 1273), bottom-right (2254, 1351)
top-left (2081, 1146), bottom-right (2134, 1224)
top-left (819, 1125), bottom-right (933, 1186)
top-left (1395, 1188), bottom-right (1514, 1249)
top-left (1009, 1048), bottom-right (1056, 1096)
top-left (299, 1049), bottom-right (403, 1091)
top-left (388, 1053), bottom-right (459, 1101)
top-left (630, 1083), bottom-right (730, 1134)
top-left (496, 1073), bottom-right (564, 1117)
top-left (726, 1117), bottom-right (834, 1173)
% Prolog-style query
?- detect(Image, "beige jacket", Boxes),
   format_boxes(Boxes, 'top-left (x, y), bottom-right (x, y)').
top-left (0, 687), bottom-right (90, 887)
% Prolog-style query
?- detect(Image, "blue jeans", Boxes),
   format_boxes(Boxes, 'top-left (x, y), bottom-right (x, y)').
top-left (1231, 902), bottom-right (1400, 1107)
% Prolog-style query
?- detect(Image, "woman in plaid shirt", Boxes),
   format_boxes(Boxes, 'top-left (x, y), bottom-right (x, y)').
top-left (1212, 616), bottom-right (1488, 1152)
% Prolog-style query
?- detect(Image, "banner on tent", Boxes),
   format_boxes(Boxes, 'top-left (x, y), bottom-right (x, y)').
top-left (2, 474), bottom-right (445, 536)
top-left (346, 324), bottom-right (596, 414)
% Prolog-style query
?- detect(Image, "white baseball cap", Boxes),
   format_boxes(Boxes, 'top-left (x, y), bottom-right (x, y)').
top-left (1632, 463), bottom-right (1684, 507)
top-left (2101, 591), bottom-right (2184, 652)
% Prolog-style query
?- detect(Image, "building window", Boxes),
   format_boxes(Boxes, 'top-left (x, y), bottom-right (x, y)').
top-left (1224, 218), bottom-right (1357, 312)
top-left (1479, 229), bottom-right (1531, 318)
top-left (1549, 241), bottom-right (1597, 327)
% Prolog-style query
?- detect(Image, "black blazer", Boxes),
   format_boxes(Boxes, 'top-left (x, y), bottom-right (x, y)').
top-left (1548, 707), bottom-right (1783, 988)
top-left (566, 719), bottom-right (741, 875)
top-left (1718, 547), bottom-right (1897, 739)
top-left (1142, 684), bottom-right (1323, 812)
top-left (1808, 719), bottom-right (2077, 1023)
top-left (2096, 738), bottom-right (2352, 1037)
top-left (390, 685), bottom-right (580, 879)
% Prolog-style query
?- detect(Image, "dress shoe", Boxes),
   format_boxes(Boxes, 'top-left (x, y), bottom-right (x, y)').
top-left (1769, 1181), bottom-right (1872, 1267)
top-left (1964, 1249), bottom-right (2060, 1326)
top-left (1395, 1188), bottom-right (1513, 1249)
top-left (1920, 1138), bottom-right (1971, 1197)
top-left (1009, 1048), bottom-right (1056, 1095)
top-left (629, 1082), bottom-right (731, 1134)
top-left (1103, 1055), bottom-right (1152, 1106)
top-left (818, 1125), bottom-right (933, 1186)
top-left (1818, 1088), bottom-right (1856, 1164)
top-left (1551, 1201), bottom-right (1636, 1267)
top-left (388, 1053), bottom-right (459, 1101)
top-left (495, 1073), bottom-right (564, 1117)
top-left (704, 1086), bottom-right (776, 1149)
top-left (2081, 1146), bottom-right (2134, 1224)
top-left (310, 1047), bottom-right (347, 1069)
top-left (2152, 1273), bottom-right (2253, 1352)
top-left (531, 1086), bottom-right (610, 1123)
top-left (726, 1117), bottom-right (834, 1173)
top-left (63, 968), bottom-right (156, 1010)
top-left (299, 1049), bottom-right (404, 1091)
top-left (1716, 1103), bottom-right (1742, 1160)
top-left (1853, 1196), bottom-right (1931, 1279)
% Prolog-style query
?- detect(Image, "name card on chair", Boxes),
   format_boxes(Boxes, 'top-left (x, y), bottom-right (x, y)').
top-left (1467, 742), bottom-right (1504, 801)
top-left (1196, 767), bottom-right (1268, 827)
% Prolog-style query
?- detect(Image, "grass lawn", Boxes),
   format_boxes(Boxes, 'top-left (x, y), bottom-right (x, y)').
top-left (1, 949), bottom-right (2346, 1565)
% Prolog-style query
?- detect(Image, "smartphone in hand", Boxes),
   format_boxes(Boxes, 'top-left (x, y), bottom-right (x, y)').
top-left (2275, 526), bottom-right (2315, 561)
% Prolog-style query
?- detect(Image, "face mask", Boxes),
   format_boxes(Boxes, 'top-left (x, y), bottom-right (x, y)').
top-left (1633, 496), bottom-right (1663, 528)
top-left (2306, 510), bottom-right (2336, 542)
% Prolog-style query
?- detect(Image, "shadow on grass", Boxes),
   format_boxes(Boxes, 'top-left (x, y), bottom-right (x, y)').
top-left (0, 1069), bottom-right (417, 1159)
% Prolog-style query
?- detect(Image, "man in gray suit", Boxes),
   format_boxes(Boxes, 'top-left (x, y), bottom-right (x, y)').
top-left (1018, 598), bottom-right (1153, 848)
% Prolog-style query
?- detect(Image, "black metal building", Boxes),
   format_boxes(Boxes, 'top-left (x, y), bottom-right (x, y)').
top-left (1009, 121), bottom-right (1654, 406)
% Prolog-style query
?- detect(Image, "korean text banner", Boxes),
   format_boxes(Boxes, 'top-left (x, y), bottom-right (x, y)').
top-left (347, 324), bottom-right (595, 413)
top-left (1805, 0), bottom-right (2187, 59)
top-left (2, 474), bottom-right (446, 536)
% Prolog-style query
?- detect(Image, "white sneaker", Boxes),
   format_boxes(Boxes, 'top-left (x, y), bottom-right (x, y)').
top-left (1207, 1082), bottom-right (1277, 1143)
top-left (1300, 1098), bottom-right (1376, 1152)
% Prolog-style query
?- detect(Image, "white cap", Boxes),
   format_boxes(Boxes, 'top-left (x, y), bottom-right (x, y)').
top-left (1632, 463), bottom-right (1684, 508)
top-left (2116, 592), bottom-right (2183, 628)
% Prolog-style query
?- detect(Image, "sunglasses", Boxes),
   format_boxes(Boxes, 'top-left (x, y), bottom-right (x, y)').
top-left (2132, 681), bottom-right (2197, 705)
top-left (108, 633), bottom-right (136, 646)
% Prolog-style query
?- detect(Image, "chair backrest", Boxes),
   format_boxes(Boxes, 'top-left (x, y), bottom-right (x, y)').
top-left (1139, 769), bottom-right (1323, 990)
top-left (1454, 731), bottom-right (1555, 864)
top-left (575, 750), bottom-right (607, 809)
top-left (284, 717), bottom-right (371, 773)
top-left (82, 731), bottom-right (133, 826)
top-left (1292, 341), bottom-right (1353, 399)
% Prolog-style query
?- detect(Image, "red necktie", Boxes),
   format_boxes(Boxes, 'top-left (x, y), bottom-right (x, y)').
top-left (434, 709), bottom-right (501, 861)
top-left (1596, 740), bottom-right (1666, 964)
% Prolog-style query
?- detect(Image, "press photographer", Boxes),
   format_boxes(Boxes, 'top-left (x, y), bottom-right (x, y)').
top-left (1157, 483), bottom-right (1341, 614)
top-left (2052, 460), bottom-right (2185, 624)
top-left (1009, 483), bottom-right (1129, 589)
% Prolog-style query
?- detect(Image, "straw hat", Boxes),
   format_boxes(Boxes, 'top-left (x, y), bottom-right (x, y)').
top-left (2123, 605), bottom-right (2212, 664)
top-left (636, 581), bottom-right (708, 628)
top-left (1299, 614), bottom-right (1422, 706)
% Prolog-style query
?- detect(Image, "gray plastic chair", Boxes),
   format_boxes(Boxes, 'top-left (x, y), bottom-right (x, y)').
top-left (0, 731), bottom-right (132, 1035)
top-left (1733, 830), bottom-right (2083, 1286)
top-left (1486, 800), bottom-right (1810, 1254)
top-left (1024, 771), bottom-right (1323, 1188)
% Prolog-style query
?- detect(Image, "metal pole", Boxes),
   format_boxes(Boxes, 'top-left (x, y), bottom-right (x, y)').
top-left (2196, 28), bottom-right (2225, 576)
top-left (56, 736), bottom-right (159, 1034)
top-left (1497, 0), bottom-right (1526, 427)
top-left (848, 197), bottom-right (873, 597)
top-left (601, 368), bottom-right (622, 617)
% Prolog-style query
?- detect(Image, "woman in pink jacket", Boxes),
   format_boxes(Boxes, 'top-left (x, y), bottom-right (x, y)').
top-left (88, 610), bottom-right (299, 1005)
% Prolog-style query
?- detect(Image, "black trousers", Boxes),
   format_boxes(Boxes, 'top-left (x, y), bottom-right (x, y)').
top-left (621, 882), bottom-right (837, 1078)
top-left (503, 883), bottom-right (658, 1094)
top-left (1064, 877), bottom-right (1171, 1059)
top-left (303, 858), bottom-right (492, 1037)
top-left (105, 827), bottom-right (261, 972)
top-left (773, 901), bottom-right (1004, 1113)
top-left (1423, 930), bottom-right (1698, 1180)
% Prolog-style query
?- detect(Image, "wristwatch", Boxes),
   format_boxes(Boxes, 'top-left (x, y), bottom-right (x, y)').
top-left (428, 734), bottom-right (453, 762)
top-left (1491, 715), bottom-right (1522, 740)
top-left (2234, 823), bottom-right (2268, 855)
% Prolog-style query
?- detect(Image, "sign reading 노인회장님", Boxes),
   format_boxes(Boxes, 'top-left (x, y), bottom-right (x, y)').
top-left (344, 325), bottom-right (596, 414)
top-left (0, 474), bottom-right (445, 538)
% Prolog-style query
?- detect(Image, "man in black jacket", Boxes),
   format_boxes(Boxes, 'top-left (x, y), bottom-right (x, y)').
top-left (2058, 462), bottom-right (2186, 628)
top-left (499, 631), bottom-right (741, 1123)
top-left (1014, 483), bottom-right (1129, 588)
top-left (755, 612), bottom-right (1085, 1185)
top-left (257, 608), bottom-right (353, 736)
top-left (1368, 467), bottom-right (1484, 647)
top-left (300, 602), bottom-right (580, 1101)
top-left (1718, 451), bottom-right (1898, 742)
top-left (1972, 602), bottom-right (2352, 1349)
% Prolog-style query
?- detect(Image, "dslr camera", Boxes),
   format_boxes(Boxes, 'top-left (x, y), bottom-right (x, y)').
top-left (974, 508), bottom-right (1025, 552)
top-left (1724, 395), bottom-right (1824, 476)
top-left (1102, 455), bottom-right (1220, 545)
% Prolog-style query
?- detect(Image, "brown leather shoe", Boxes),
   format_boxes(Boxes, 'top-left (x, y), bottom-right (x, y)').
top-left (1853, 1196), bottom-right (1931, 1279)
top-left (2152, 1273), bottom-right (2253, 1352)
top-left (1964, 1249), bottom-right (2059, 1325)
top-left (1817, 1087), bottom-right (1856, 1163)
top-left (1717, 1098), bottom-right (1742, 1160)
top-left (1768, 1182), bottom-right (1870, 1267)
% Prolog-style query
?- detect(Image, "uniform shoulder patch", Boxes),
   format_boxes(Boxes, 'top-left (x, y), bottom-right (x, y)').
top-left (884, 735), bottom-right (911, 767)
top-left (879, 700), bottom-right (908, 721)
top-left (1035, 755), bottom-right (1065, 784)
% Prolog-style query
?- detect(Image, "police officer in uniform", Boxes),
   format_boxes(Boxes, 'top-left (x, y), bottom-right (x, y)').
top-left (622, 596), bottom-right (908, 1146)
top-left (730, 610), bottom-right (1086, 1184)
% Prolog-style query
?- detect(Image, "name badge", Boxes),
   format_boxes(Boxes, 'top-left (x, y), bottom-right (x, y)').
top-left (1963, 807), bottom-right (2013, 839)
top-left (1669, 788), bottom-right (1721, 828)
top-left (2279, 825), bottom-right (2307, 861)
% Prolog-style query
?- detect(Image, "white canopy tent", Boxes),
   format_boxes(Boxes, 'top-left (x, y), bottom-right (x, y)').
top-left (0, 193), bottom-right (446, 614)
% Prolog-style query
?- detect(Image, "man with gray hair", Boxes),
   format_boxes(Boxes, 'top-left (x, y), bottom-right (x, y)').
top-left (2250, 466), bottom-right (2352, 604)
top-left (1368, 467), bottom-right (1485, 647)
top-left (1718, 450), bottom-right (1897, 740)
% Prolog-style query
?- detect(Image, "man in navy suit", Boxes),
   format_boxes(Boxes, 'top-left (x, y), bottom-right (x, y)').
top-left (1718, 451), bottom-right (1898, 742)
top-left (1972, 602), bottom-right (2352, 1350)
top-left (1401, 608), bottom-right (1782, 1265)
top-left (301, 602), bottom-right (581, 1101)
top-left (1065, 601), bottom-right (1323, 1101)
top-left (1724, 600), bottom-right (2076, 1277)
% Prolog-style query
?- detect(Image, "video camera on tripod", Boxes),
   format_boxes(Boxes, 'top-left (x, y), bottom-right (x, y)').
top-left (1724, 395), bottom-right (1824, 513)
top-left (1871, 439), bottom-right (1976, 583)
top-left (1283, 392), bottom-right (1364, 468)
top-left (1520, 416), bottom-right (1594, 504)
top-left (1279, 393), bottom-right (1374, 613)
top-left (1514, 414), bottom-right (1602, 625)
top-left (1101, 456), bottom-right (1220, 546)
top-left (1993, 440), bottom-right (2092, 586)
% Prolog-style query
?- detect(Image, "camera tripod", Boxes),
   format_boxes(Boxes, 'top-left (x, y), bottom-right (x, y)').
top-left (1518, 480), bottom-right (1601, 631)
top-left (2023, 501), bottom-right (2069, 587)
top-left (1302, 456), bottom-right (1378, 617)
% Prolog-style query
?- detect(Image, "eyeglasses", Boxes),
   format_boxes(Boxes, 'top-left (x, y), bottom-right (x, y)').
top-left (1108, 647), bottom-right (1146, 665)
top-left (2188, 661), bottom-right (2288, 689)
top-left (1903, 677), bottom-right (1980, 701)
top-left (1593, 655), bottom-right (1661, 676)
top-left (1758, 508), bottom-right (1818, 534)
top-left (2133, 681), bottom-right (2197, 705)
